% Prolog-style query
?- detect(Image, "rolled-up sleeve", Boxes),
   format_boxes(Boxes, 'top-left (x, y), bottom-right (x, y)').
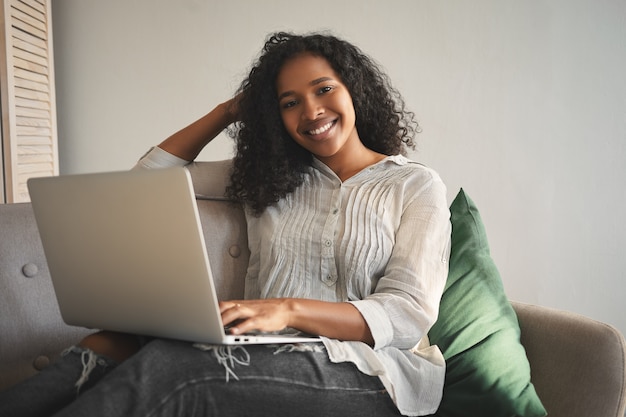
top-left (133, 146), bottom-right (190, 170)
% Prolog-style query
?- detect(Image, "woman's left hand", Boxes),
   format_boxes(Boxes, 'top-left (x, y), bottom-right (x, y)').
top-left (219, 299), bottom-right (293, 335)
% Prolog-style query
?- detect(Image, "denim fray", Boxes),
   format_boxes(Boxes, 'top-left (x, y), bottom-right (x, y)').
top-left (192, 345), bottom-right (250, 382)
top-left (61, 346), bottom-right (115, 394)
top-left (193, 343), bottom-right (324, 382)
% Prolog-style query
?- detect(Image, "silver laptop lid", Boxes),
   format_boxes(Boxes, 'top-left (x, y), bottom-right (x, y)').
top-left (27, 167), bottom-right (227, 343)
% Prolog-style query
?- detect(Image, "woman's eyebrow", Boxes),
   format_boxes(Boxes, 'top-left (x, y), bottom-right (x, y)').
top-left (277, 90), bottom-right (294, 101)
top-left (310, 76), bottom-right (333, 85)
top-left (278, 77), bottom-right (335, 101)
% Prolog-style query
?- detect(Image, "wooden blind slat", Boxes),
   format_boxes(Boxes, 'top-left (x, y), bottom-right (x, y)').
top-left (16, 105), bottom-right (49, 119)
top-left (16, 135), bottom-right (52, 145)
top-left (13, 55), bottom-right (47, 74)
top-left (12, 26), bottom-right (46, 52)
top-left (15, 86), bottom-right (49, 101)
top-left (12, 1), bottom-right (45, 24)
top-left (12, 6), bottom-right (46, 29)
top-left (15, 95), bottom-right (50, 109)
top-left (15, 153), bottom-right (52, 164)
top-left (16, 92), bottom-right (48, 103)
top-left (11, 16), bottom-right (46, 40)
top-left (18, 161), bottom-right (54, 175)
top-left (18, 0), bottom-right (45, 15)
top-left (14, 75), bottom-right (49, 93)
top-left (13, 45), bottom-right (47, 66)
top-left (17, 144), bottom-right (51, 155)
top-left (11, 6), bottom-right (46, 33)
top-left (16, 116), bottom-right (50, 127)
top-left (16, 125), bottom-right (51, 136)
top-left (14, 66), bottom-right (47, 83)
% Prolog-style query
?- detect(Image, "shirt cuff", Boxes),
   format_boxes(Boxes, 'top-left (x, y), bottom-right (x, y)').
top-left (133, 146), bottom-right (190, 170)
top-left (349, 299), bottom-right (394, 349)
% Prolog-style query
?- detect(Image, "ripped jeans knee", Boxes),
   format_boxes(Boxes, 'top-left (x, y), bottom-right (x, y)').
top-left (61, 346), bottom-right (117, 394)
top-left (192, 343), bottom-right (325, 382)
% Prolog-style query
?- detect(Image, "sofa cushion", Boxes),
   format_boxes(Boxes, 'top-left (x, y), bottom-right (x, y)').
top-left (428, 189), bottom-right (546, 417)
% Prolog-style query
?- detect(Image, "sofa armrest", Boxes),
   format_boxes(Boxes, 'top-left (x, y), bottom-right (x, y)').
top-left (512, 301), bottom-right (626, 417)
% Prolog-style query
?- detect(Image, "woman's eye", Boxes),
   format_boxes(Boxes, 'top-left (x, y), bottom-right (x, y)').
top-left (282, 100), bottom-right (297, 109)
top-left (318, 86), bottom-right (333, 94)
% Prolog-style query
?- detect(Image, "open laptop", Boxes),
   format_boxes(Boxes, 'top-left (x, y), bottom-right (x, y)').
top-left (27, 167), bottom-right (319, 345)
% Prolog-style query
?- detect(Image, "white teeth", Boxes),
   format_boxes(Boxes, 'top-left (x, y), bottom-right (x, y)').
top-left (308, 121), bottom-right (333, 135)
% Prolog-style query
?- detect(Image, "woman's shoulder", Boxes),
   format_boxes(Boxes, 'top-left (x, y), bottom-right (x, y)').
top-left (385, 155), bottom-right (444, 184)
top-left (381, 155), bottom-right (448, 208)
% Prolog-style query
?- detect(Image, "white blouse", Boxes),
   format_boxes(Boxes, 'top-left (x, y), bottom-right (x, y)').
top-left (135, 147), bottom-right (451, 416)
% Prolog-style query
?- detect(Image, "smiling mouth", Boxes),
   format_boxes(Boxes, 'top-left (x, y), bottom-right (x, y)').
top-left (306, 120), bottom-right (335, 136)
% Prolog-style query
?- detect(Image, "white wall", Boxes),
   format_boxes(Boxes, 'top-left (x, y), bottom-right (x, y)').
top-left (51, 0), bottom-right (626, 336)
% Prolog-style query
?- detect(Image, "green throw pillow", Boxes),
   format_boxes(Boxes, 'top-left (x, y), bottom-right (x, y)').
top-left (428, 189), bottom-right (546, 417)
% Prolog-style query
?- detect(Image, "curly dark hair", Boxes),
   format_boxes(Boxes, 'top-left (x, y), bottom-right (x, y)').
top-left (226, 31), bottom-right (418, 215)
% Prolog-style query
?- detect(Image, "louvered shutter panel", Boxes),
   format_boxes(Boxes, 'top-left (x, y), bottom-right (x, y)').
top-left (1, 0), bottom-right (57, 203)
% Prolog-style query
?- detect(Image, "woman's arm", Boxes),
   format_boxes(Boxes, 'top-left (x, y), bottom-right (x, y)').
top-left (220, 298), bottom-right (375, 346)
top-left (86, 98), bottom-right (242, 362)
top-left (158, 97), bottom-right (239, 162)
top-left (350, 174), bottom-right (451, 350)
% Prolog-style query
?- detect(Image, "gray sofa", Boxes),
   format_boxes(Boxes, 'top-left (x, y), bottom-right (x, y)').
top-left (1, 161), bottom-right (625, 417)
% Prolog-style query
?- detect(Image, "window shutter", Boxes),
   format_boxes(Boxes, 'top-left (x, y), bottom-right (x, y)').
top-left (1, 0), bottom-right (57, 203)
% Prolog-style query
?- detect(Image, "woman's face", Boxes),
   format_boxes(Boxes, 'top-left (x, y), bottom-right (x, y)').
top-left (276, 53), bottom-right (360, 162)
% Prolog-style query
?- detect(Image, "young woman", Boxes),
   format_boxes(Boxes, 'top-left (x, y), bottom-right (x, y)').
top-left (0, 32), bottom-right (451, 417)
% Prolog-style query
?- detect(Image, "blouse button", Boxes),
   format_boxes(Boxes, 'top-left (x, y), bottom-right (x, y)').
top-left (323, 275), bottom-right (337, 285)
top-left (323, 240), bottom-right (332, 247)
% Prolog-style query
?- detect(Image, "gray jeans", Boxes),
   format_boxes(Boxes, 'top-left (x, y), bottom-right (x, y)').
top-left (0, 338), bottom-right (402, 417)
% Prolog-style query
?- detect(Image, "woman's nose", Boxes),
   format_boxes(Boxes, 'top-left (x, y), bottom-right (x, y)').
top-left (301, 97), bottom-right (323, 120)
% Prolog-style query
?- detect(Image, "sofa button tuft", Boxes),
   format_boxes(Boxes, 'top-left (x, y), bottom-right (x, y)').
top-left (22, 263), bottom-right (39, 278)
top-left (33, 355), bottom-right (50, 371)
top-left (229, 245), bottom-right (241, 258)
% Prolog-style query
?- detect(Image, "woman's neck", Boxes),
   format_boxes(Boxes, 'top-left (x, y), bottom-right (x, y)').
top-left (317, 145), bottom-right (387, 182)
